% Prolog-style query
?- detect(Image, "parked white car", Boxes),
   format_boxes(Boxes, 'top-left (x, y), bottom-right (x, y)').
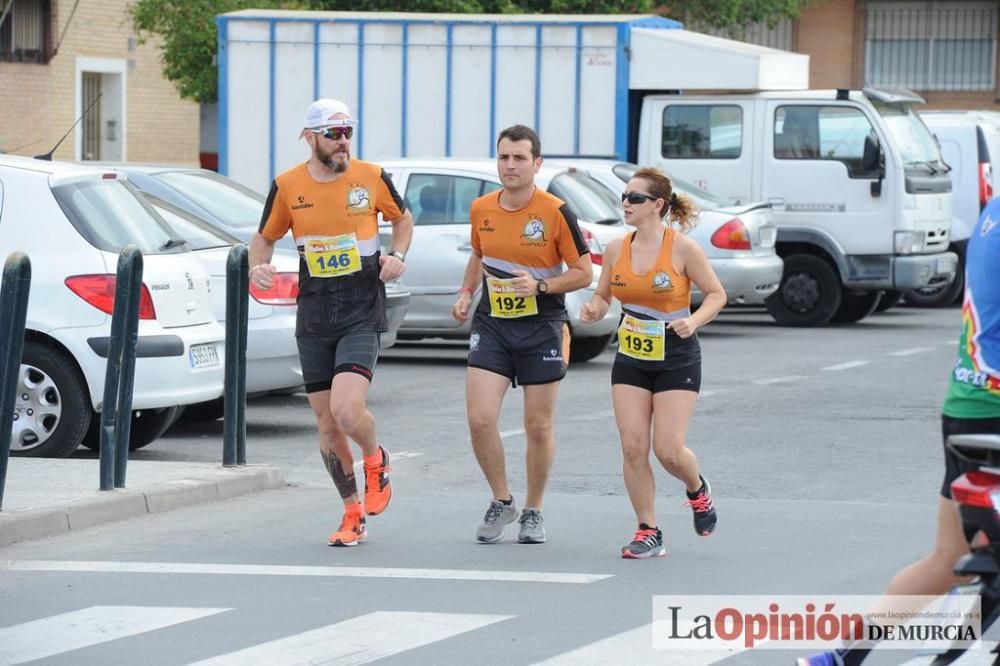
top-left (377, 159), bottom-right (622, 362)
top-left (0, 155), bottom-right (226, 457)
top-left (545, 158), bottom-right (783, 306)
top-left (915, 111), bottom-right (1000, 306)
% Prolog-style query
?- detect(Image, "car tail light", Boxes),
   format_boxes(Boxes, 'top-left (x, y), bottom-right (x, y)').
top-left (580, 227), bottom-right (603, 265)
top-left (250, 272), bottom-right (299, 305)
top-left (65, 275), bottom-right (156, 319)
top-left (951, 470), bottom-right (1000, 511)
top-left (980, 162), bottom-right (993, 212)
top-left (710, 218), bottom-right (752, 250)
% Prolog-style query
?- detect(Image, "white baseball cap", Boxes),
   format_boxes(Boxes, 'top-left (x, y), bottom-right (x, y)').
top-left (303, 98), bottom-right (355, 129)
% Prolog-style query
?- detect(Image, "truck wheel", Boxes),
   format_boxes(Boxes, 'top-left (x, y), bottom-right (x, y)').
top-left (570, 333), bottom-right (613, 363)
top-left (765, 254), bottom-right (842, 327)
top-left (11, 341), bottom-right (91, 458)
top-left (832, 290), bottom-right (882, 323)
top-left (876, 290), bottom-right (903, 313)
top-left (81, 406), bottom-right (181, 452)
top-left (904, 257), bottom-right (965, 308)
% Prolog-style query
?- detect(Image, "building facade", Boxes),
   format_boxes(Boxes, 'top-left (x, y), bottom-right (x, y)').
top-left (0, 0), bottom-right (199, 163)
top-left (700, 0), bottom-right (1000, 111)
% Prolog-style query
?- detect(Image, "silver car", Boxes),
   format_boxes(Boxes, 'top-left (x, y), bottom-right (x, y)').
top-left (378, 160), bottom-right (622, 362)
top-left (545, 159), bottom-right (784, 306)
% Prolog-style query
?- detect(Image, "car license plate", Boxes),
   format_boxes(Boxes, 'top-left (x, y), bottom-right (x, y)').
top-left (189, 343), bottom-right (220, 369)
top-left (937, 257), bottom-right (953, 274)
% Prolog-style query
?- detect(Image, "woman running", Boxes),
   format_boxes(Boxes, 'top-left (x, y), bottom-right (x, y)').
top-left (580, 167), bottom-right (726, 558)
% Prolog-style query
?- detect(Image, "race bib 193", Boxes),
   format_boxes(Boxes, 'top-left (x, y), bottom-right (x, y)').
top-left (618, 314), bottom-right (666, 361)
top-left (486, 277), bottom-right (539, 319)
top-left (304, 234), bottom-right (362, 278)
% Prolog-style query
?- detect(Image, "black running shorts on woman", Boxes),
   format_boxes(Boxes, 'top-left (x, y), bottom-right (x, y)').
top-left (297, 330), bottom-right (380, 393)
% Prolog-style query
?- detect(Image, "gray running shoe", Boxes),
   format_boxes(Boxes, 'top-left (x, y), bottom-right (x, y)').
top-left (476, 497), bottom-right (518, 543)
top-left (517, 508), bottom-right (546, 544)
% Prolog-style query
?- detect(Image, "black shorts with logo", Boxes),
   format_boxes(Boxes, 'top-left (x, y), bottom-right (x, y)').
top-left (611, 359), bottom-right (702, 394)
top-left (296, 328), bottom-right (381, 394)
top-left (468, 313), bottom-right (569, 387)
top-left (940, 414), bottom-right (1000, 499)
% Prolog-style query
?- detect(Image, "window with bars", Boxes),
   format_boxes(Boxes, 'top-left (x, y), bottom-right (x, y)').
top-left (0, 0), bottom-right (51, 64)
top-left (865, 1), bottom-right (998, 91)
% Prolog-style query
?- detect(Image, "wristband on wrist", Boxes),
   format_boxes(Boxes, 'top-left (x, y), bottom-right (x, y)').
top-left (460, 287), bottom-right (474, 295)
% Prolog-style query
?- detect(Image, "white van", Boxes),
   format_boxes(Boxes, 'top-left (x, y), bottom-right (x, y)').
top-left (917, 111), bottom-right (1000, 306)
top-left (644, 89), bottom-right (958, 326)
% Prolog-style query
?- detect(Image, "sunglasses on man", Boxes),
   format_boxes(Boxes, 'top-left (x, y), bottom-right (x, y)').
top-left (621, 191), bottom-right (659, 204)
top-left (309, 126), bottom-right (354, 141)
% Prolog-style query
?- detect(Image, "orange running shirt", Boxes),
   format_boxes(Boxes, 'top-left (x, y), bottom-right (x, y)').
top-left (258, 159), bottom-right (405, 337)
top-left (610, 228), bottom-right (692, 319)
top-left (470, 188), bottom-right (588, 321)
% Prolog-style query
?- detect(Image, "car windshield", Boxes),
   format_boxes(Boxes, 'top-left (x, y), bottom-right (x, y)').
top-left (145, 195), bottom-right (239, 250)
top-left (873, 102), bottom-right (944, 167)
top-left (157, 171), bottom-right (265, 229)
top-left (51, 178), bottom-right (187, 255)
top-left (547, 171), bottom-right (624, 224)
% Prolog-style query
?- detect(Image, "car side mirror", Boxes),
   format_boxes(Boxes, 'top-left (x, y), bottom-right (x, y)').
top-left (862, 134), bottom-right (885, 197)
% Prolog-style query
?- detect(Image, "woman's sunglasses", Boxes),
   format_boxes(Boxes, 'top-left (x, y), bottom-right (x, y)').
top-left (621, 191), bottom-right (659, 205)
top-left (310, 126), bottom-right (354, 141)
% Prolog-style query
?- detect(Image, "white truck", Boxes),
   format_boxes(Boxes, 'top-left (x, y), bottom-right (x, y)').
top-left (217, 10), bottom-right (957, 326)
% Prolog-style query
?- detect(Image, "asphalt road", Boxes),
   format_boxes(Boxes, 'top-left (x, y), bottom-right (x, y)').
top-left (0, 305), bottom-right (975, 665)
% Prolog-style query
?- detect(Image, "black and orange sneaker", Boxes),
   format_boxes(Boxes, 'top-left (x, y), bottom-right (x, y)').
top-left (363, 445), bottom-right (392, 516)
top-left (684, 477), bottom-right (717, 536)
top-left (328, 505), bottom-right (367, 547)
top-left (621, 524), bottom-right (665, 559)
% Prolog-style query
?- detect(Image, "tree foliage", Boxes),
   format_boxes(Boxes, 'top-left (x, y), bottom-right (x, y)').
top-left (129, 0), bottom-right (815, 104)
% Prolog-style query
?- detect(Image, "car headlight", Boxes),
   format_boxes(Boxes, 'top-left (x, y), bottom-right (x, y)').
top-left (894, 231), bottom-right (926, 255)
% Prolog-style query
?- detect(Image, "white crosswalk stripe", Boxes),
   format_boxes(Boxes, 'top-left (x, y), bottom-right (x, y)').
top-left (189, 611), bottom-right (514, 665)
top-left (1, 559), bottom-right (611, 584)
top-left (0, 605), bottom-right (229, 665)
top-left (533, 623), bottom-right (754, 666)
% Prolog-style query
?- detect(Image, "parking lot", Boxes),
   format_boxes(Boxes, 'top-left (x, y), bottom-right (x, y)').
top-left (138, 304), bottom-right (955, 506)
top-left (0, 304), bottom-right (964, 665)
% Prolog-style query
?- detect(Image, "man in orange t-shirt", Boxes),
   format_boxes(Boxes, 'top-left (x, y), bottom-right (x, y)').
top-left (452, 125), bottom-right (593, 545)
top-left (250, 98), bottom-right (413, 547)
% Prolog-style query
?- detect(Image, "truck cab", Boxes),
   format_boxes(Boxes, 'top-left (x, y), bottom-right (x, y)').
top-left (639, 88), bottom-right (957, 326)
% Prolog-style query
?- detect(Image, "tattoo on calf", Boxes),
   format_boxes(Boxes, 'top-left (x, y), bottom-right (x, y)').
top-left (322, 450), bottom-right (358, 499)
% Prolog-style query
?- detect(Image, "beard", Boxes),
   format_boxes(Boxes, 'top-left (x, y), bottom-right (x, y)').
top-left (317, 145), bottom-right (350, 173)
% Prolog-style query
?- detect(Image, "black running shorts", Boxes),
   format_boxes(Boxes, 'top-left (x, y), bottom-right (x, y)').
top-left (296, 329), bottom-right (380, 393)
top-left (611, 359), bottom-right (701, 394)
top-left (468, 313), bottom-right (569, 386)
top-left (940, 414), bottom-right (1000, 499)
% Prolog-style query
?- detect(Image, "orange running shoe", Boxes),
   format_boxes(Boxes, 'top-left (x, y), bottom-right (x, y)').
top-left (363, 445), bottom-right (392, 516)
top-left (328, 505), bottom-right (367, 546)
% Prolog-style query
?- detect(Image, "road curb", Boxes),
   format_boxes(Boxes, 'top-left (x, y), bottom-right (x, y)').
top-left (0, 465), bottom-right (286, 548)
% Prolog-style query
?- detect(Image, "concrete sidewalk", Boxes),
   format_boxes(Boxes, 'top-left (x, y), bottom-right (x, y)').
top-left (0, 458), bottom-right (285, 548)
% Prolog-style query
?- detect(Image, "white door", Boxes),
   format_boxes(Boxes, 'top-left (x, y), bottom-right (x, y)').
top-left (647, 99), bottom-right (755, 204)
top-left (760, 101), bottom-right (892, 256)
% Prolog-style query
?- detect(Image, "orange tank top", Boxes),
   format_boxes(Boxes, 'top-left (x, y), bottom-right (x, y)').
top-left (610, 228), bottom-right (692, 321)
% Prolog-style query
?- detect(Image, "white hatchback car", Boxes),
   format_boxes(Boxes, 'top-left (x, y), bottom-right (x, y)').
top-left (0, 156), bottom-right (226, 457)
top-left (378, 159), bottom-right (622, 362)
top-left (544, 159), bottom-right (784, 307)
